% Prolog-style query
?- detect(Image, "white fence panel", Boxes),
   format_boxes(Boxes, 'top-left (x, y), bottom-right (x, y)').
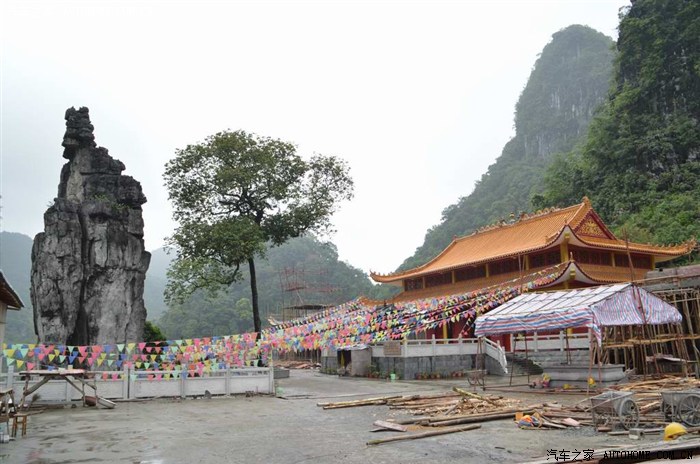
top-left (184, 376), bottom-right (226, 397)
top-left (228, 369), bottom-right (270, 395)
top-left (372, 337), bottom-right (481, 358)
top-left (132, 377), bottom-right (181, 398)
top-left (1, 365), bottom-right (273, 402)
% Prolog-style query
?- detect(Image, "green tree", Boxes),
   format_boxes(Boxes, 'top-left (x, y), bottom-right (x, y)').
top-left (143, 320), bottom-right (166, 342)
top-left (163, 130), bottom-right (354, 335)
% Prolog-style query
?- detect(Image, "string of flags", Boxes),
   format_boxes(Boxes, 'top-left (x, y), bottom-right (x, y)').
top-left (2, 264), bottom-right (568, 374)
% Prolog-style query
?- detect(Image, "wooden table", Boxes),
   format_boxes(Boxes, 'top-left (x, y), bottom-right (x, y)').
top-left (18, 370), bottom-right (114, 409)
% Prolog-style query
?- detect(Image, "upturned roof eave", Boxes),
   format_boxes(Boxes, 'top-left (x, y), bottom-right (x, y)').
top-left (371, 228), bottom-right (570, 284)
top-left (0, 270), bottom-right (24, 309)
top-left (370, 202), bottom-right (592, 284)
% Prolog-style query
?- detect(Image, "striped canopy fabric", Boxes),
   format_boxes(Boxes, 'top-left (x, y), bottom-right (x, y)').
top-left (474, 284), bottom-right (682, 345)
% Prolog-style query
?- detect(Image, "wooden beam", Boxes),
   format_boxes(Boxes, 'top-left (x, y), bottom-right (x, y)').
top-left (428, 410), bottom-right (522, 427)
top-left (22, 377), bottom-right (50, 397)
top-left (452, 387), bottom-right (499, 405)
top-left (371, 420), bottom-right (407, 432)
top-left (367, 424), bottom-right (481, 446)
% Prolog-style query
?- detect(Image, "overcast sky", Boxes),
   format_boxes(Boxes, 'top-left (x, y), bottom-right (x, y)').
top-left (0, 0), bottom-right (627, 276)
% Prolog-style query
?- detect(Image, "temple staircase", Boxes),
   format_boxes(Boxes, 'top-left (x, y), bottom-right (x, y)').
top-left (506, 353), bottom-right (544, 376)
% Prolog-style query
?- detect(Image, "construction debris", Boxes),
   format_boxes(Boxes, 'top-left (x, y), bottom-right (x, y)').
top-left (320, 378), bottom-right (698, 440)
top-left (609, 375), bottom-right (700, 392)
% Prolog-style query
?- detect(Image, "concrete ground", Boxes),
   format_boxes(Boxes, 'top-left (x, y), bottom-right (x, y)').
top-left (3, 370), bottom-right (645, 463)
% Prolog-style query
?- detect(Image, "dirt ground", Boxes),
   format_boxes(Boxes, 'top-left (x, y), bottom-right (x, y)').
top-left (2, 370), bottom-right (649, 463)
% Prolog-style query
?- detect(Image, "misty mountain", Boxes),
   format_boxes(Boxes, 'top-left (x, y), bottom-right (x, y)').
top-left (0, 232), bottom-right (35, 344)
top-left (399, 25), bottom-right (616, 271)
top-left (143, 247), bottom-right (171, 320)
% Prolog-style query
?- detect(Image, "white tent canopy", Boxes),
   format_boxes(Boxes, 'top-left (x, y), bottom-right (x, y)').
top-left (474, 284), bottom-right (682, 345)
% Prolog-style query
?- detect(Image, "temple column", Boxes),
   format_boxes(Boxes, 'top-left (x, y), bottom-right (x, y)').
top-left (560, 232), bottom-right (570, 263)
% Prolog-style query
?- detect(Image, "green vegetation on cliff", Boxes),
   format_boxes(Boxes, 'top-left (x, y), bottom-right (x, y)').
top-left (539, 0), bottom-right (700, 252)
top-left (400, 25), bottom-right (615, 271)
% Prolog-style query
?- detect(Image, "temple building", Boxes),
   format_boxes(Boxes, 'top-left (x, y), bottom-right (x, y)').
top-left (371, 198), bottom-right (693, 299)
top-left (370, 198), bottom-right (694, 344)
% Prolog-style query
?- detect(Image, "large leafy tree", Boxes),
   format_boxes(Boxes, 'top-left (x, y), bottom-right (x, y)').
top-left (163, 130), bottom-right (353, 334)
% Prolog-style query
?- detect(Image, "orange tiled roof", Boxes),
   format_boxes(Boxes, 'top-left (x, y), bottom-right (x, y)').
top-left (576, 263), bottom-right (649, 284)
top-left (371, 198), bottom-right (695, 284)
top-left (574, 235), bottom-right (694, 258)
top-left (386, 266), bottom-right (565, 302)
top-left (384, 261), bottom-right (653, 303)
top-left (385, 261), bottom-right (620, 303)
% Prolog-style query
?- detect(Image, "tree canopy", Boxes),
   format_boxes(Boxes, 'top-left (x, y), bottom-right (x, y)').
top-left (163, 130), bottom-right (354, 334)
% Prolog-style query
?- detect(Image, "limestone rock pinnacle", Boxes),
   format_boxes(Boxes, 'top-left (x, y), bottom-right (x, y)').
top-left (31, 107), bottom-right (150, 345)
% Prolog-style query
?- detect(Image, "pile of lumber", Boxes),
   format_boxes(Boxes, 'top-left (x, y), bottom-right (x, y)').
top-left (275, 360), bottom-right (320, 369)
top-left (609, 375), bottom-right (700, 392)
top-left (385, 388), bottom-right (522, 416)
top-left (318, 385), bottom-right (681, 442)
top-left (317, 395), bottom-right (403, 409)
top-left (317, 388), bottom-right (522, 415)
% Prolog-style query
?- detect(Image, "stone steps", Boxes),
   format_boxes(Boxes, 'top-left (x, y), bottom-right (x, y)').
top-left (506, 354), bottom-right (543, 376)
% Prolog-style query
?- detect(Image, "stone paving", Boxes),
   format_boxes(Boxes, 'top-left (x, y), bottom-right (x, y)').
top-left (3, 370), bottom-right (637, 463)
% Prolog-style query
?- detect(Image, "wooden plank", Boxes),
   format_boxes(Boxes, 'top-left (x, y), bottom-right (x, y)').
top-left (452, 387), bottom-right (499, 405)
top-left (63, 377), bottom-right (85, 394)
top-left (75, 377), bottom-right (98, 391)
top-left (428, 411), bottom-right (518, 427)
top-left (317, 395), bottom-right (402, 408)
top-left (371, 420), bottom-right (408, 432)
top-left (22, 377), bottom-right (50, 396)
top-left (367, 424), bottom-right (481, 446)
top-left (323, 400), bottom-right (387, 410)
top-left (560, 418), bottom-right (581, 427)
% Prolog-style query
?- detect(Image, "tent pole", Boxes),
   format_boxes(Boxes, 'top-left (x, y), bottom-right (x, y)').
top-left (509, 335), bottom-right (515, 387)
top-left (587, 329), bottom-right (594, 396)
top-left (597, 340), bottom-right (602, 386)
top-left (478, 337), bottom-right (486, 391)
top-left (524, 333), bottom-right (530, 385)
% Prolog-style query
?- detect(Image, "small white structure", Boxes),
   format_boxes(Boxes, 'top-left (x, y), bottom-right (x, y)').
top-left (0, 270), bottom-right (24, 348)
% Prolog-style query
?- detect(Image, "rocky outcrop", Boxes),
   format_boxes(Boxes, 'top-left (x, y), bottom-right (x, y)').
top-left (31, 107), bottom-right (150, 345)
